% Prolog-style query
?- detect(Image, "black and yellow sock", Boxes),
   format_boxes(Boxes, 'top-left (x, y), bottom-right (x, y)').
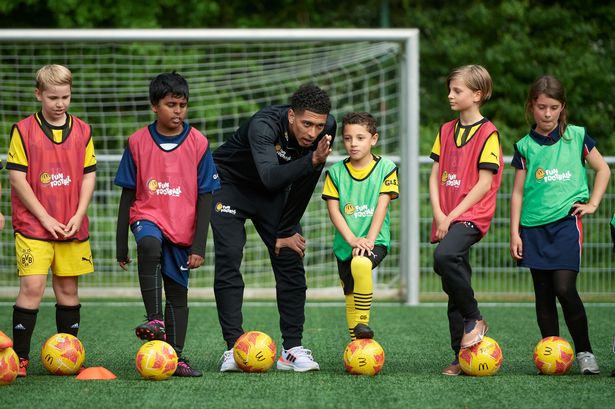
top-left (351, 256), bottom-right (373, 327)
top-left (345, 293), bottom-right (357, 339)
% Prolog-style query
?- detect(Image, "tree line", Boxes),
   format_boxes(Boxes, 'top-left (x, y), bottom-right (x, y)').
top-left (1, 0), bottom-right (613, 154)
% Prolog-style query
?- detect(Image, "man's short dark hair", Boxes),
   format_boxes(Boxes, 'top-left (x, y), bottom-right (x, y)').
top-left (290, 83), bottom-right (331, 115)
top-left (342, 112), bottom-right (377, 135)
top-left (149, 72), bottom-right (189, 105)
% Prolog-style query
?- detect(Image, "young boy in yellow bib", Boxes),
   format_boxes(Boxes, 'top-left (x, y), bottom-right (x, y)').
top-left (322, 112), bottom-right (398, 340)
top-left (6, 64), bottom-right (96, 377)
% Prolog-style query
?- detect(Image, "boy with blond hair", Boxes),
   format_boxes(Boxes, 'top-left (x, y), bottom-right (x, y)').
top-left (429, 65), bottom-right (503, 375)
top-left (7, 64), bottom-right (96, 376)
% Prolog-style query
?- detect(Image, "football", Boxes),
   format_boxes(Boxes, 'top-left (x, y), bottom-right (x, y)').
top-left (233, 331), bottom-right (277, 373)
top-left (343, 338), bottom-right (385, 376)
top-left (135, 340), bottom-right (178, 381)
top-left (0, 347), bottom-right (19, 385)
top-left (533, 336), bottom-right (574, 375)
top-left (459, 336), bottom-right (503, 376)
top-left (41, 333), bottom-right (85, 375)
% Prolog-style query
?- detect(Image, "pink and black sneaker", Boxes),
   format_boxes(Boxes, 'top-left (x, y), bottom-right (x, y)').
top-left (173, 357), bottom-right (203, 377)
top-left (135, 319), bottom-right (166, 341)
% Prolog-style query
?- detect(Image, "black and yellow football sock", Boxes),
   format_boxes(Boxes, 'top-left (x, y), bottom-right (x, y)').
top-left (351, 256), bottom-right (373, 327)
top-left (345, 293), bottom-right (357, 339)
top-left (56, 303), bottom-right (81, 336)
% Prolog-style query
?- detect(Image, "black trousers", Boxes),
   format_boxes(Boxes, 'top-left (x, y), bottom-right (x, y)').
top-left (211, 182), bottom-right (306, 350)
top-left (433, 222), bottom-right (482, 356)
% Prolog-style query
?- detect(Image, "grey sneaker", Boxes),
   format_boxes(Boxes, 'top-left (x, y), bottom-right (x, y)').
top-left (577, 351), bottom-right (600, 375)
top-left (219, 349), bottom-right (241, 372)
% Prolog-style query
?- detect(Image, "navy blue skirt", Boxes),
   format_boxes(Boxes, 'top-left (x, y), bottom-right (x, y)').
top-left (519, 215), bottom-right (582, 272)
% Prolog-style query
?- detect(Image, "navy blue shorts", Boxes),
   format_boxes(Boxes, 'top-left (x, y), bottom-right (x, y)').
top-left (131, 220), bottom-right (191, 288)
top-left (519, 215), bottom-right (582, 272)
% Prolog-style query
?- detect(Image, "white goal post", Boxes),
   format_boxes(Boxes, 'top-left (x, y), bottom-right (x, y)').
top-left (0, 29), bottom-right (420, 304)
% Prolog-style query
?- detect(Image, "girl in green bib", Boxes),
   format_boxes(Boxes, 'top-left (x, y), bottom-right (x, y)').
top-left (510, 75), bottom-right (610, 375)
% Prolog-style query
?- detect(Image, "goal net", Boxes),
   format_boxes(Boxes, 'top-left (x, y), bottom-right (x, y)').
top-left (0, 29), bottom-right (420, 300)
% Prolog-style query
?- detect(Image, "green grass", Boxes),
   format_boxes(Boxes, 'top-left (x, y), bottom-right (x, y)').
top-left (1, 301), bottom-right (614, 408)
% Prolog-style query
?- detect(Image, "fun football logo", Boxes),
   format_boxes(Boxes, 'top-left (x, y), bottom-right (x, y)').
top-left (344, 203), bottom-right (355, 215)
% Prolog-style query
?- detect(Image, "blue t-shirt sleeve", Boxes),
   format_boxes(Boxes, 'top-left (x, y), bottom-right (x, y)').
top-left (114, 147), bottom-right (137, 189)
top-left (198, 147), bottom-right (220, 194)
top-left (583, 130), bottom-right (597, 158)
top-left (511, 144), bottom-right (524, 169)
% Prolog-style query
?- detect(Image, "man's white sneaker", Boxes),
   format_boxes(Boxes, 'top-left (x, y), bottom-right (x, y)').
top-left (219, 349), bottom-right (241, 372)
top-left (577, 351), bottom-right (600, 375)
top-left (276, 346), bottom-right (320, 372)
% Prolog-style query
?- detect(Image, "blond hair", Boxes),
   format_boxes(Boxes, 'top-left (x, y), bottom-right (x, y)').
top-left (35, 64), bottom-right (72, 91)
top-left (447, 65), bottom-right (492, 105)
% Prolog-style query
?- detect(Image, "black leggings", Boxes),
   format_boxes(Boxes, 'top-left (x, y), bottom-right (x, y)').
top-left (137, 236), bottom-right (189, 355)
top-left (433, 222), bottom-right (482, 356)
top-left (530, 268), bottom-right (592, 353)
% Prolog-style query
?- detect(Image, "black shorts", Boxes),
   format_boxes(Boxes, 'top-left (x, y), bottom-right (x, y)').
top-left (336, 245), bottom-right (388, 295)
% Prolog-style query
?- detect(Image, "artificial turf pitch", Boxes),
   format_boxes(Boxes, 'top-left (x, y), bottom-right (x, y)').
top-left (1, 301), bottom-right (613, 408)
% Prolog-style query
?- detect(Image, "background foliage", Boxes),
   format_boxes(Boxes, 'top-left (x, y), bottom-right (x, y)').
top-left (1, 0), bottom-right (613, 154)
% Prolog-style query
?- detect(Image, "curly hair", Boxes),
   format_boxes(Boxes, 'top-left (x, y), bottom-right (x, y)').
top-left (290, 83), bottom-right (331, 115)
top-left (342, 112), bottom-right (377, 135)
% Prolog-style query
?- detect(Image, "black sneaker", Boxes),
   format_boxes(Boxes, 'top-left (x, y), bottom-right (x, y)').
top-left (173, 357), bottom-right (203, 377)
top-left (353, 323), bottom-right (374, 339)
top-left (135, 319), bottom-right (166, 341)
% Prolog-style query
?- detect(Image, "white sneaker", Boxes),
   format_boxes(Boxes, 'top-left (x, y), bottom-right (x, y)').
top-left (577, 351), bottom-right (600, 375)
top-left (219, 349), bottom-right (241, 372)
top-left (276, 346), bottom-right (320, 372)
